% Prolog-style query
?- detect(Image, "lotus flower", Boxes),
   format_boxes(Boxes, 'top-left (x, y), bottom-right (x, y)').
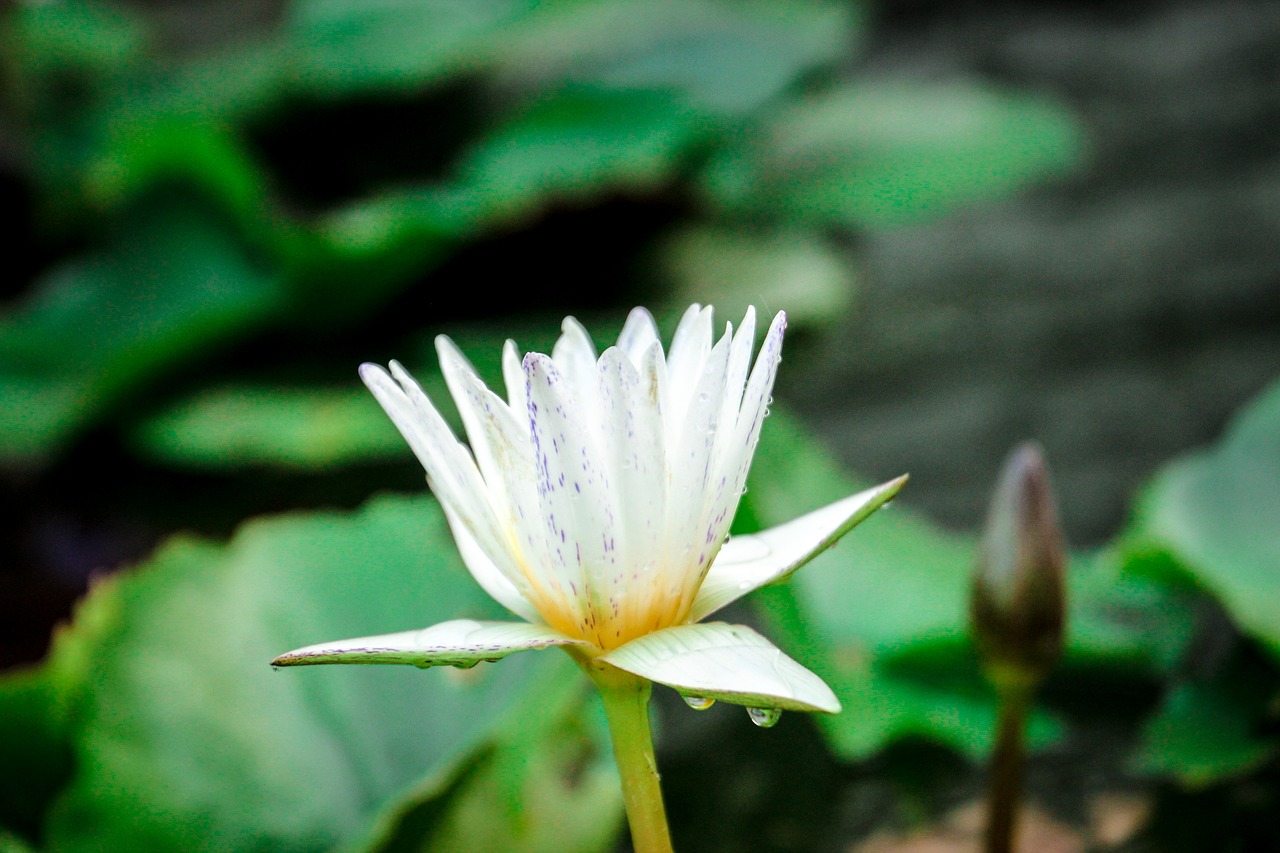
top-left (273, 305), bottom-right (904, 719)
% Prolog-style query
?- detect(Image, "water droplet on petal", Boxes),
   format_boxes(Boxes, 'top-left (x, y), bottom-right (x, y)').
top-left (882, 500), bottom-right (894, 510)
top-left (453, 660), bottom-right (480, 669)
top-left (747, 707), bottom-right (782, 728)
top-left (683, 695), bottom-right (715, 711)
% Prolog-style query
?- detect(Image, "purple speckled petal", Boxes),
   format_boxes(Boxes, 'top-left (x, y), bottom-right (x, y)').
top-left (525, 352), bottom-right (619, 642)
top-left (597, 346), bottom-right (667, 624)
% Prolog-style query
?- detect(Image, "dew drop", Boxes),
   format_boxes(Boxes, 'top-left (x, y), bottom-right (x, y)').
top-left (453, 660), bottom-right (480, 670)
top-left (747, 707), bottom-right (782, 728)
top-left (881, 500), bottom-right (894, 510)
top-left (683, 695), bottom-right (715, 711)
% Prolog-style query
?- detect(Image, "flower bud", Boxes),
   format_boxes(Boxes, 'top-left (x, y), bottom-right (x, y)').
top-left (971, 442), bottom-right (1066, 687)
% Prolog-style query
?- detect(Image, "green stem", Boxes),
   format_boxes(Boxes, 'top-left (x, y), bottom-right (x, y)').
top-left (587, 663), bottom-right (675, 853)
top-left (984, 678), bottom-right (1032, 853)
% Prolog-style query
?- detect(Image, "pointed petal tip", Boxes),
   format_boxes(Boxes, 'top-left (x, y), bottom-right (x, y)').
top-left (434, 334), bottom-right (460, 358)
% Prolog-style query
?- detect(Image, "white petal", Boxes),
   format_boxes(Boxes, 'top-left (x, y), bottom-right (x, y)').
top-left (686, 310), bottom-right (762, 579)
top-left (688, 475), bottom-right (909, 623)
top-left (551, 316), bottom-right (600, 425)
top-left (438, 362), bottom-right (568, 625)
top-left (720, 306), bottom-right (757, 421)
top-left (665, 329), bottom-right (732, 582)
top-left (732, 311), bottom-right (786, 471)
top-left (436, 336), bottom-right (508, 505)
top-left (360, 363), bottom-right (515, 581)
top-left (597, 346), bottom-right (667, 627)
top-left (599, 622), bottom-right (839, 713)
top-left (441, 504), bottom-right (541, 623)
top-left (502, 339), bottom-right (527, 413)
top-left (271, 619), bottom-right (586, 668)
top-left (616, 306), bottom-right (661, 365)
top-left (664, 304), bottom-right (713, 432)
top-left (525, 353), bottom-right (620, 641)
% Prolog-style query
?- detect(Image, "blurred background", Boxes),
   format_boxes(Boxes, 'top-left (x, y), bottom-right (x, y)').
top-left (1, 0), bottom-right (1278, 851)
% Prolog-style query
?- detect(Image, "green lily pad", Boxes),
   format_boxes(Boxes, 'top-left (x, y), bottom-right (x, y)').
top-left (35, 493), bottom-right (598, 852)
top-left (1131, 650), bottom-right (1280, 788)
top-left (701, 80), bottom-right (1083, 228)
top-left (741, 410), bottom-right (1192, 758)
top-left (1128, 377), bottom-right (1280, 662)
top-left (351, 670), bottom-right (620, 853)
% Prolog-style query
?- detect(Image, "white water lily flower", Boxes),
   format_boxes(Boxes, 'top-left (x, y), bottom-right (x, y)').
top-left (274, 305), bottom-right (905, 716)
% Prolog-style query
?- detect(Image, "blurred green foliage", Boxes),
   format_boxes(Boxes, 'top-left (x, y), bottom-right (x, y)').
top-left (1, 0), bottom-right (1081, 465)
top-left (5, 0), bottom-right (1277, 850)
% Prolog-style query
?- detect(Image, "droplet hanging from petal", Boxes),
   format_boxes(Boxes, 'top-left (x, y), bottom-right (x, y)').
top-left (747, 707), bottom-right (782, 728)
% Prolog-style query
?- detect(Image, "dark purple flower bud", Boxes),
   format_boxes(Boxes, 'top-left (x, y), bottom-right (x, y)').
top-left (971, 443), bottom-right (1067, 686)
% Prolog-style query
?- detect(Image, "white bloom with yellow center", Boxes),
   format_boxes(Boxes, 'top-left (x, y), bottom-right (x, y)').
top-left (274, 305), bottom-right (905, 716)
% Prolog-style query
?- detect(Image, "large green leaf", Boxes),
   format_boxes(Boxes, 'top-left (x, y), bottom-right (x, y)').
top-left (281, 0), bottom-right (849, 112)
top-left (283, 0), bottom-right (537, 96)
top-left (493, 0), bottom-right (853, 116)
top-left (741, 411), bottom-right (1010, 757)
top-left (131, 384), bottom-right (406, 471)
top-left (455, 86), bottom-right (710, 221)
top-left (0, 196), bottom-right (284, 465)
top-left (38, 493), bottom-right (596, 852)
top-left (1128, 377), bottom-right (1280, 661)
top-left (123, 315), bottom-right (561, 471)
top-left (655, 224), bottom-right (855, 331)
top-left (1131, 650), bottom-right (1280, 788)
top-left (349, 672), bottom-right (620, 853)
top-left (0, 581), bottom-right (119, 843)
top-left (701, 80), bottom-right (1083, 228)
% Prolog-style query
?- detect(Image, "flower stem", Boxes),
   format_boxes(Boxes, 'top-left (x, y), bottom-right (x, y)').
top-left (588, 663), bottom-right (675, 853)
top-left (984, 676), bottom-right (1033, 853)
